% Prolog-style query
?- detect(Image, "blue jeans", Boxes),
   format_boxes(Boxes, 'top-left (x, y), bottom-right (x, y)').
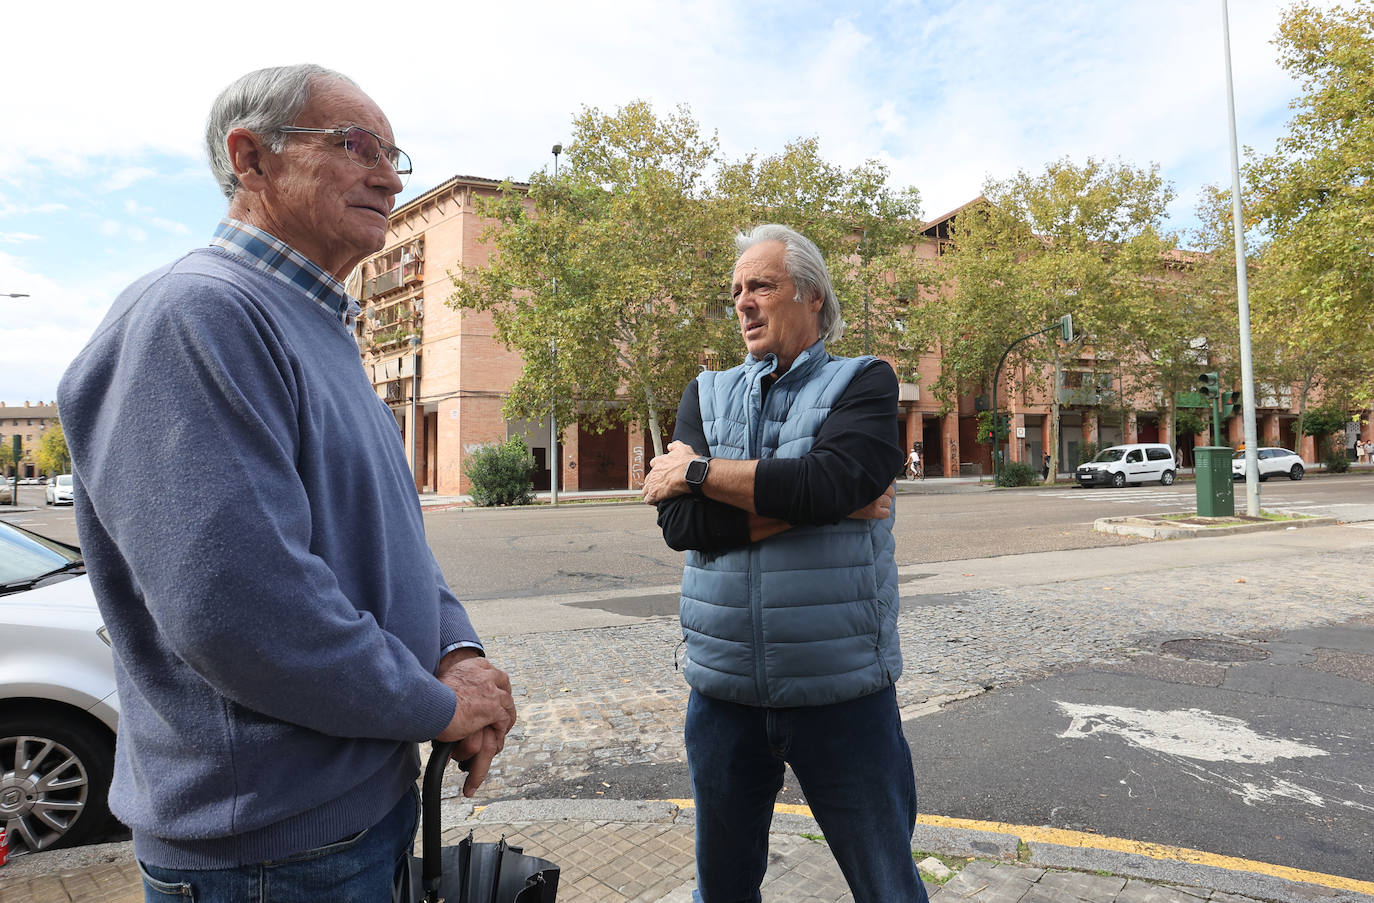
top-left (138, 786), bottom-right (419, 902)
top-left (685, 685), bottom-right (928, 903)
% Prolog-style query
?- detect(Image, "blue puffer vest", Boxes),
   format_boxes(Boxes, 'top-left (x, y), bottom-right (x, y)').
top-left (679, 341), bottom-right (902, 708)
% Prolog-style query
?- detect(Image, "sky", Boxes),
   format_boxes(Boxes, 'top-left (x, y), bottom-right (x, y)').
top-left (2, 0), bottom-right (1319, 405)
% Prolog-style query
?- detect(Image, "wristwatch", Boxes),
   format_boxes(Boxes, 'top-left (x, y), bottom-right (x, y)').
top-left (685, 456), bottom-right (711, 496)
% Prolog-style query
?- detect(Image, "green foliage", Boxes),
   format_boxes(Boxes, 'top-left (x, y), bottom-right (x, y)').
top-left (933, 157), bottom-right (1181, 476)
top-left (1240, 1), bottom-right (1374, 404)
top-left (1076, 441), bottom-right (1101, 469)
top-left (1324, 444), bottom-right (1351, 473)
top-left (975, 410), bottom-right (1010, 445)
top-left (462, 437), bottom-right (535, 507)
top-left (449, 103), bottom-right (930, 457)
top-left (35, 423), bottom-right (70, 475)
top-left (1175, 409), bottom-right (1207, 436)
top-left (1301, 405), bottom-right (1347, 439)
top-left (995, 461), bottom-right (1039, 487)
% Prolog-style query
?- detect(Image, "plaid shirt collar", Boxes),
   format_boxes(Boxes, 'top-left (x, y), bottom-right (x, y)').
top-left (209, 218), bottom-right (361, 328)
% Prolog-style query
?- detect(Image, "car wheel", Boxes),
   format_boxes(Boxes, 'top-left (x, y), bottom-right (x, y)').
top-left (1161, 470), bottom-right (1175, 486)
top-left (1259, 473), bottom-right (1269, 482)
top-left (0, 711), bottom-right (115, 855)
top-left (1110, 471), bottom-right (1126, 488)
top-left (1290, 464), bottom-right (1304, 481)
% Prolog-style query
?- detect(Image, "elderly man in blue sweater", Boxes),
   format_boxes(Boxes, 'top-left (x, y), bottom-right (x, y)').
top-left (643, 224), bottom-right (927, 902)
top-left (58, 64), bottom-right (515, 902)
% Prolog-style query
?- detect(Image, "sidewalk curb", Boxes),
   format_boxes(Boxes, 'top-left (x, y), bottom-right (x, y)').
top-left (1094, 512), bottom-right (1339, 540)
top-left (6, 802), bottom-right (1372, 903)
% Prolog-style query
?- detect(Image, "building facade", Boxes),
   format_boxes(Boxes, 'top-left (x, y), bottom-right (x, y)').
top-left (351, 181), bottom-right (1371, 492)
top-left (0, 401), bottom-right (59, 478)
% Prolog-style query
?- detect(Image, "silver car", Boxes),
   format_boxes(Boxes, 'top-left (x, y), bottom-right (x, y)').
top-left (0, 520), bottom-right (119, 855)
top-left (1231, 447), bottom-right (1305, 482)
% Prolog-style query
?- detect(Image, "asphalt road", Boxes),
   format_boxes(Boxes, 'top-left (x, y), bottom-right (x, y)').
top-left (908, 621), bottom-right (1374, 881)
top-left (6, 473), bottom-right (1372, 600)
top-left (421, 472), bottom-right (1374, 601)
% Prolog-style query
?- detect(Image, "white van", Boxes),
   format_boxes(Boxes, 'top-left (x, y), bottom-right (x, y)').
top-left (1075, 443), bottom-right (1176, 488)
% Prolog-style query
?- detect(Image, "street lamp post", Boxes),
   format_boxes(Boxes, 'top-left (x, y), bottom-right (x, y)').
top-left (3, 295), bottom-right (30, 503)
top-left (990, 314), bottom-right (1073, 482)
top-left (549, 143), bottom-right (562, 507)
top-left (408, 334), bottom-right (421, 490)
top-left (1221, 0), bottom-right (1261, 516)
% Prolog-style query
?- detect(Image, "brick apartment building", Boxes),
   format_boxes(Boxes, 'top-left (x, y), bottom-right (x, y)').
top-left (351, 180), bottom-right (1370, 494)
top-left (1, 401), bottom-right (59, 478)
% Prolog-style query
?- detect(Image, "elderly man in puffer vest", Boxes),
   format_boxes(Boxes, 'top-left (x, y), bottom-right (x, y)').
top-left (643, 224), bottom-right (928, 903)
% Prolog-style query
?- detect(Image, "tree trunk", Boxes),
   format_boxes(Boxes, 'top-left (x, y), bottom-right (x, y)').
top-left (645, 384), bottom-right (666, 457)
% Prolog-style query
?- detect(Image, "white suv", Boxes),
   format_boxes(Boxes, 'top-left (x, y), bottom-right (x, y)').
top-left (1232, 447), bottom-right (1304, 482)
top-left (1076, 443), bottom-right (1177, 488)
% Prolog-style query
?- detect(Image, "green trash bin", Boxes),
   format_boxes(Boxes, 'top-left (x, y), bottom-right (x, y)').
top-left (1194, 446), bottom-right (1235, 517)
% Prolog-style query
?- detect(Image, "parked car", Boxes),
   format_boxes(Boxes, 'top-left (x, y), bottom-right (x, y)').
top-left (1232, 447), bottom-right (1305, 482)
top-left (1075, 443), bottom-right (1177, 488)
top-left (0, 520), bottom-right (119, 855)
top-left (45, 473), bottom-right (74, 506)
top-left (0, 482), bottom-right (10, 504)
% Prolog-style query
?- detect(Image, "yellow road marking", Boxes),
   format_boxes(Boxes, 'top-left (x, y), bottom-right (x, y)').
top-left (664, 800), bottom-right (1374, 895)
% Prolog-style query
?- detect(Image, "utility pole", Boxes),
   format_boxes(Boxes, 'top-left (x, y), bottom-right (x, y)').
top-left (549, 144), bottom-right (562, 506)
top-left (1222, 0), bottom-right (1261, 515)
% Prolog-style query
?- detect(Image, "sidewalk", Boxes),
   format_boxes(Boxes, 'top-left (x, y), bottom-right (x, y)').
top-left (418, 475), bottom-right (992, 510)
top-left (5, 527), bottom-right (1373, 902)
top-left (3, 796), bottom-right (1371, 903)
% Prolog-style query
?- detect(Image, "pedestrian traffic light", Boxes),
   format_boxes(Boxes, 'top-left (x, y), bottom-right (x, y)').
top-left (1197, 372), bottom-right (1220, 399)
top-left (1227, 390), bottom-right (1242, 417)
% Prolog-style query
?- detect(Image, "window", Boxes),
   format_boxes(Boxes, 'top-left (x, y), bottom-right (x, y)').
top-left (1146, 448), bottom-right (1170, 461)
top-left (1126, 450), bottom-right (1144, 463)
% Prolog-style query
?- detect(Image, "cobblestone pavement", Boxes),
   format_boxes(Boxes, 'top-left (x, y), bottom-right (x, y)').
top-left (476, 543), bottom-right (1374, 799)
top-left (4, 530), bottom-right (1372, 902)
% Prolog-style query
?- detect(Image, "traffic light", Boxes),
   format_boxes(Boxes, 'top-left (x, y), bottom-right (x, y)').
top-left (1227, 390), bottom-right (1242, 417)
top-left (1197, 372), bottom-right (1220, 399)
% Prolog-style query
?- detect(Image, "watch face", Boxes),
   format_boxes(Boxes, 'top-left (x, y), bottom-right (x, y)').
top-left (686, 457), bottom-right (709, 485)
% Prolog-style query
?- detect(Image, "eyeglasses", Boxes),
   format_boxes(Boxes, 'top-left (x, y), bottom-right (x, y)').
top-left (276, 125), bottom-right (412, 187)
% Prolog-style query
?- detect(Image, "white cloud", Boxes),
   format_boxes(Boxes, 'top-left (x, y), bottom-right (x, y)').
top-left (0, 251), bottom-right (136, 404)
top-left (103, 167), bottom-right (160, 193)
top-left (0, 232), bottom-right (41, 244)
top-left (151, 217), bottom-right (191, 235)
top-left (0, 0), bottom-right (1329, 399)
top-left (99, 220), bottom-right (148, 242)
top-left (0, 200), bottom-right (69, 219)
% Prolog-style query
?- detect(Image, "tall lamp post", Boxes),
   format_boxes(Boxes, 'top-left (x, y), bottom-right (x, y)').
top-left (1221, 0), bottom-right (1261, 516)
top-left (408, 334), bottom-right (421, 490)
top-left (549, 143), bottom-right (562, 506)
top-left (3, 294), bottom-right (30, 503)
top-left (991, 314), bottom-right (1074, 481)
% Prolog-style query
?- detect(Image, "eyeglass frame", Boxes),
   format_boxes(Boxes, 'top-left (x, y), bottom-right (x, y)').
top-left (274, 125), bottom-right (413, 179)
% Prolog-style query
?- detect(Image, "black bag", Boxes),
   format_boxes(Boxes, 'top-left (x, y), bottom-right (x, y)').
top-left (406, 741), bottom-right (559, 903)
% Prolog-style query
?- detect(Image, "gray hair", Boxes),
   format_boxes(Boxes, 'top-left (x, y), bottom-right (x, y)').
top-left (205, 64), bottom-right (358, 200)
top-left (734, 224), bottom-right (845, 343)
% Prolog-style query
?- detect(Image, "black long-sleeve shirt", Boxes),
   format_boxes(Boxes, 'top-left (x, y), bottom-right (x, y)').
top-left (656, 359), bottom-right (905, 552)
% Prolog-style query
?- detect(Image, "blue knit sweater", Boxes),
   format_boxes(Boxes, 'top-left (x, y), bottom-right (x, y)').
top-left (58, 247), bottom-right (477, 868)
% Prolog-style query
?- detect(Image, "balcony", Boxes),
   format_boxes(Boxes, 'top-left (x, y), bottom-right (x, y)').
top-left (362, 260), bottom-right (423, 300)
top-left (1058, 371), bottom-right (1116, 407)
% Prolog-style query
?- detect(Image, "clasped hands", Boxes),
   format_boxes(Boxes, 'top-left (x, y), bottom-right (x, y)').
top-left (435, 648), bottom-right (518, 797)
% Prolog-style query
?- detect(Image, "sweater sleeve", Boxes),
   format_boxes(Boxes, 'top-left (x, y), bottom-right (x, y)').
top-left (655, 378), bottom-right (751, 552)
top-left (753, 359), bottom-right (904, 525)
top-left (62, 272), bottom-right (457, 742)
